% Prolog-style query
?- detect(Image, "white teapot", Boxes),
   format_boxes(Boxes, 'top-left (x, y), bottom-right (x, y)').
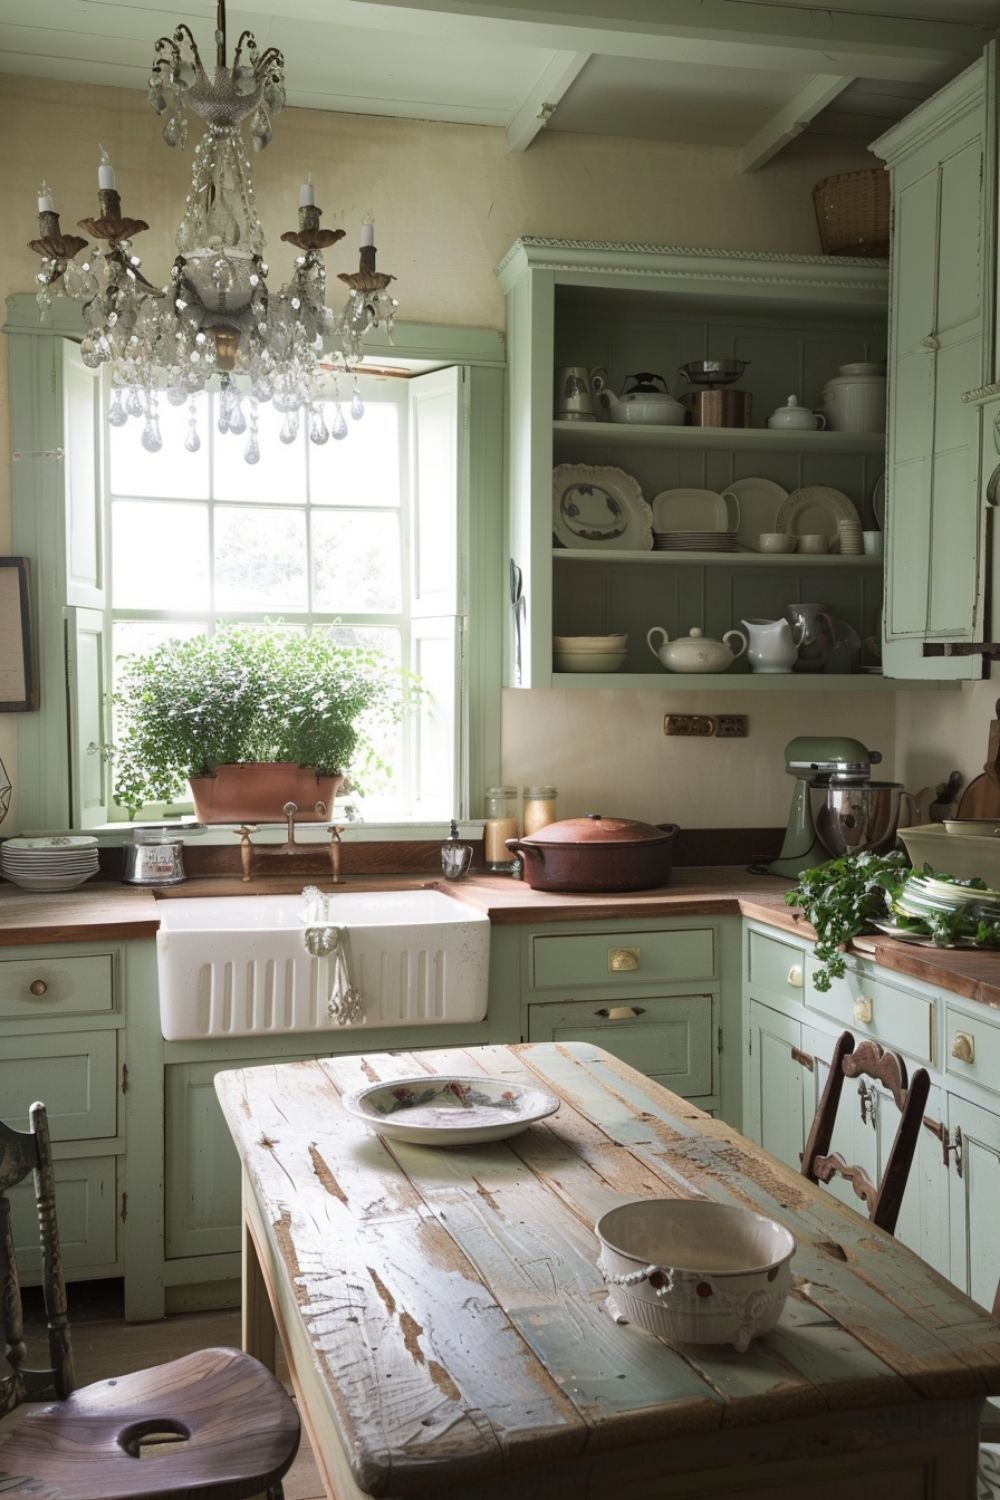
top-left (591, 370), bottom-right (687, 427)
top-left (647, 625), bottom-right (747, 673)
top-left (767, 394), bottom-right (826, 431)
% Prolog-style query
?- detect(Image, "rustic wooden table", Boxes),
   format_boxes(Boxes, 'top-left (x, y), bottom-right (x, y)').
top-left (215, 1042), bottom-right (1000, 1499)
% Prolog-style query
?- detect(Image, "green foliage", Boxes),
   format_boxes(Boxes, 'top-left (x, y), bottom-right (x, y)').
top-left (786, 850), bottom-right (911, 991)
top-left (112, 626), bottom-right (411, 816)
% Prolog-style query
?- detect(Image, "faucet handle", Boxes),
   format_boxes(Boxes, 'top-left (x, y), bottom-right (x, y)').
top-left (234, 823), bottom-right (258, 884)
top-left (282, 801), bottom-right (298, 816)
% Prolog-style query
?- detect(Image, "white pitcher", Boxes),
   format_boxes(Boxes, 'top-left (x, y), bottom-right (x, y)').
top-left (741, 617), bottom-right (802, 674)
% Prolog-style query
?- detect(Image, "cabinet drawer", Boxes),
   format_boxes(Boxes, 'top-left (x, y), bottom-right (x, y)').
top-left (9, 1154), bottom-right (118, 1279)
top-left (529, 927), bottom-right (715, 993)
top-left (0, 1031), bottom-right (118, 1141)
top-left (527, 993), bottom-right (714, 1096)
top-left (746, 929), bottom-right (806, 1007)
top-left (805, 962), bottom-right (933, 1064)
top-left (0, 953), bottom-right (114, 1020)
top-left (943, 1004), bottom-right (1000, 1098)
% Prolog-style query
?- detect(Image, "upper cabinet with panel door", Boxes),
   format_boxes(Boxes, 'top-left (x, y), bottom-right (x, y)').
top-left (873, 46), bottom-right (997, 679)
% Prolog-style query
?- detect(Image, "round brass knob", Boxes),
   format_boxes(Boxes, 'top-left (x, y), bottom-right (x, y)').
top-left (29, 979), bottom-right (48, 997)
top-left (951, 1031), bottom-right (975, 1064)
top-left (786, 965), bottom-right (804, 988)
top-left (853, 996), bottom-right (873, 1026)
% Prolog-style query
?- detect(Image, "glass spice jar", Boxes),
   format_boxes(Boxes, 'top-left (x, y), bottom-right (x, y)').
top-left (483, 785), bottom-right (519, 871)
top-left (522, 785), bottom-right (557, 836)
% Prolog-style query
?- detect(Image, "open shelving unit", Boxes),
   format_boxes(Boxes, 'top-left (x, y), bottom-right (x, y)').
top-left (552, 420), bottom-right (886, 456)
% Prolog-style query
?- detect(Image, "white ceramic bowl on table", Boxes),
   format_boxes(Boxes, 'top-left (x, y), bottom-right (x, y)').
top-left (595, 1199), bottom-right (795, 1351)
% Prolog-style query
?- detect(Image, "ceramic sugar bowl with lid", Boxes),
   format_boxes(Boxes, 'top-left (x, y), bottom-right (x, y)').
top-left (767, 395), bottom-right (826, 431)
top-left (646, 625), bottom-right (747, 673)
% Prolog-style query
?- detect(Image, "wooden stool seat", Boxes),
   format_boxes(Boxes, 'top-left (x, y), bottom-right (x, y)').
top-left (0, 1346), bottom-right (300, 1499)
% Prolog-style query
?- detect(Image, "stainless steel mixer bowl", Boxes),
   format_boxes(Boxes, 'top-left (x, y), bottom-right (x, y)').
top-left (816, 781), bottom-right (904, 858)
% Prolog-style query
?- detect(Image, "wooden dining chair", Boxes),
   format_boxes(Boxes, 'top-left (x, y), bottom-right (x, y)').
top-left (801, 1030), bottom-right (930, 1235)
top-left (0, 1102), bottom-right (300, 1498)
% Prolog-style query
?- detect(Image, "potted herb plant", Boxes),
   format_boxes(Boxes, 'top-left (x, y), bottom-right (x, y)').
top-left (112, 626), bottom-right (409, 822)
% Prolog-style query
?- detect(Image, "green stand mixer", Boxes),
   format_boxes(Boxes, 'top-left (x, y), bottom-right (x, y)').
top-left (768, 735), bottom-right (902, 878)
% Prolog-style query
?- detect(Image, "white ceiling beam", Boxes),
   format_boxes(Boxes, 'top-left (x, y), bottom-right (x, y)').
top-left (740, 73), bottom-right (855, 173)
top-left (349, 0), bottom-right (986, 82)
top-left (506, 49), bottom-right (590, 152)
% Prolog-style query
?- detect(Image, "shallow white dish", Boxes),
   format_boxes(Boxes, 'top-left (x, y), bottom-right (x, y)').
top-left (775, 487), bottom-right (860, 551)
top-left (2, 872), bottom-right (99, 893)
top-left (595, 1199), bottom-right (795, 1352)
top-left (872, 473), bottom-right (886, 531)
top-left (722, 477), bottom-right (788, 551)
top-left (553, 633), bottom-right (628, 651)
top-left (651, 487), bottom-right (735, 534)
top-left (2, 835), bottom-right (98, 849)
top-left (343, 1074), bottom-right (561, 1146)
top-left (553, 464), bottom-right (652, 550)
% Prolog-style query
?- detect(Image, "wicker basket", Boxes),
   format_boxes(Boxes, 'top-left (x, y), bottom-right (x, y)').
top-left (813, 169), bottom-right (890, 257)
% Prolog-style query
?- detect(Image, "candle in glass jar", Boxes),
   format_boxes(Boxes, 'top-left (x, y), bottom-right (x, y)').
top-left (483, 785), bottom-right (518, 870)
top-left (523, 785), bottom-right (557, 835)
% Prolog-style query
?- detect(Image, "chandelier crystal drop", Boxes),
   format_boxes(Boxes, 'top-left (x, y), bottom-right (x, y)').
top-left (27, 0), bottom-right (398, 461)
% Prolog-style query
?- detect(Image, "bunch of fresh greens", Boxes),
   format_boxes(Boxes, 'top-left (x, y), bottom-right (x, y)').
top-left (785, 850), bottom-right (910, 991)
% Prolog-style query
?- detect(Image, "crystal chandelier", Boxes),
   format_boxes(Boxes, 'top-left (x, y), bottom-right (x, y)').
top-left (27, 0), bottom-right (398, 462)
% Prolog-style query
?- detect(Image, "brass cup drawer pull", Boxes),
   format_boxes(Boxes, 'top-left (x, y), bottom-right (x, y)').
top-left (28, 979), bottom-right (49, 997)
top-left (786, 964), bottom-right (803, 988)
top-left (595, 1006), bottom-right (646, 1021)
top-left (951, 1031), bottom-right (976, 1064)
top-left (853, 996), bottom-right (874, 1026)
top-left (608, 947), bottom-right (640, 973)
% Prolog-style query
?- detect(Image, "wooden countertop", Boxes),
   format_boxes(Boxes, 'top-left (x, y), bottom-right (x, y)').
top-left (4, 869), bottom-right (1000, 1012)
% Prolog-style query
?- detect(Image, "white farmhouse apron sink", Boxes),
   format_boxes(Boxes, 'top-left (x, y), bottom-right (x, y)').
top-left (155, 890), bottom-right (490, 1041)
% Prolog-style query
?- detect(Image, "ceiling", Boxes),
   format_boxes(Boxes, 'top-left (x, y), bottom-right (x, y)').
top-left (1, 0), bottom-right (998, 168)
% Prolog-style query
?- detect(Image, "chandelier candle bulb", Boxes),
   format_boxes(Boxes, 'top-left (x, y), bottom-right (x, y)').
top-left (97, 147), bottom-right (115, 191)
top-left (37, 182), bottom-right (54, 214)
top-left (361, 218), bottom-right (375, 247)
top-left (299, 177), bottom-right (314, 208)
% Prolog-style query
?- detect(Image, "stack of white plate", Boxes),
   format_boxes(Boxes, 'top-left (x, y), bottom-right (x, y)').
top-left (653, 530), bottom-right (740, 552)
top-left (553, 633), bottom-right (628, 673)
top-left (1, 836), bottom-right (100, 892)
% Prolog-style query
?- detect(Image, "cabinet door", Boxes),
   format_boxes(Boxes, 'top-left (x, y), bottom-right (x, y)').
top-left (947, 1091), bottom-right (1000, 1305)
top-left (8, 1154), bottom-right (118, 1280)
top-left (878, 52), bottom-right (994, 676)
top-left (527, 993), bottom-right (714, 1097)
top-left (746, 1002), bottom-right (808, 1172)
top-left (883, 1081), bottom-right (949, 1280)
top-left (165, 1060), bottom-right (247, 1258)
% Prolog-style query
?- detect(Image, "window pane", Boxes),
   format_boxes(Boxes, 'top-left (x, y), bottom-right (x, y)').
top-left (214, 506), bottom-right (308, 611)
top-left (309, 399), bottom-right (400, 508)
top-left (312, 511), bottom-right (401, 612)
top-left (112, 501), bottom-right (209, 608)
top-left (112, 620), bottom-right (206, 737)
top-left (325, 624), bottom-right (401, 663)
top-left (212, 398), bottom-right (307, 504)
top-left (109, 394), bottom-right (210, 499)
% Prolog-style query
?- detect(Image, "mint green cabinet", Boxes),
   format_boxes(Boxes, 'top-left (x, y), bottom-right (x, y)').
top-left (946, 1092), bottom-right (1000, 1305)
top-left (745, 1001), bottom-right (807, 1171)
top-left (0, 1030), bottom-right (118, 1142)
top-left (874, 49), bottom-right (997, 677)
top-left (9, 1154), bottom-right (118, 1279)
top-left (527, 993), bottom-right (716, 1097)
top-left (164, 1059), bottom-right (249, 1259)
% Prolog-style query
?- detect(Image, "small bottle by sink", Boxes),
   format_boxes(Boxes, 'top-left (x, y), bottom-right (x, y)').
top-left (441, 820), bottom-right (473, 880)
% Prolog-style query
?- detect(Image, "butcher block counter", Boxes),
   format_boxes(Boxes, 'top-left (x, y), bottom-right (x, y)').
top-left (3, 869), bottom-right (1000, 1008)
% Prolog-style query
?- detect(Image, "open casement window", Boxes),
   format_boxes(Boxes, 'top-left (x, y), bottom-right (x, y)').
top-left (60, 348), bottom-right (467, 827)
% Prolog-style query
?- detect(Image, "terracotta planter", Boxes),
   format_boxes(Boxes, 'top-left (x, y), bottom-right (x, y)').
top-left (188, 764), bottom-right (344, 825)
top-left (506, 815), bottom-right (678, 892)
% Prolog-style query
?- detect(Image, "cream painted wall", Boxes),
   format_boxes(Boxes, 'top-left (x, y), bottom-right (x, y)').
top-left (894, 678), bottom-right (997, 807)
top-left (0, 71), bottom-right (885, 830)
top-left (502, 686), bottom-right (898, 828)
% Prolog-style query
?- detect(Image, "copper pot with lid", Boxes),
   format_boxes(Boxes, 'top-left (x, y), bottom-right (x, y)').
top-left (506, 814), bottom-right (677, 892)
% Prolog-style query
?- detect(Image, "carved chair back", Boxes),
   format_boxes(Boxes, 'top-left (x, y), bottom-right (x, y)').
top-left (0, 1102), bottom-right (74, 1416)
top-left (801, 1030), bottom-right (930, 1235)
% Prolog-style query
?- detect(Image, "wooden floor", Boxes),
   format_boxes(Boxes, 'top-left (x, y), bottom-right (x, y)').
top-left (17, 1282), bottom-right (326, 1500)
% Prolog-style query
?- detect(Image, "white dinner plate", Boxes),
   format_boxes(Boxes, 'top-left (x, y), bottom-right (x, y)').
top-left (343, 1074), bottom-right (561, 1146)
top-left (651, 487), bottom-right (735, 534)
top-left (553, 464), bottom-right (652, 550)
top-left (775, 487), bottom-right (861, 550)
top-left (2, 836), bottom-right (99, 849)
top-left (722, 476), bottom-right (788, 551)
top-left (872, 473), bottom-right (885, 531)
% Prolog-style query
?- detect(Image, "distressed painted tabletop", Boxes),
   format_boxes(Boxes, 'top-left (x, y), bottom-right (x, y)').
top-left (215, 1042), bottom-right (1000, 1499)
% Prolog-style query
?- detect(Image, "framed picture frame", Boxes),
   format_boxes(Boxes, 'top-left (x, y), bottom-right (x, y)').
top-left (0, 557), bottom-right (35, 711)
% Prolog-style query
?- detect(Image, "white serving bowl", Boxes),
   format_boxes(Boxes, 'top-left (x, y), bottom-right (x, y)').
top-left (554, 651), bottom-right (627, 673)
top-left (553, 634), bottom-right (628, 651)
top-left (595, 1199), bottom-right (795, 1351)
top-left (900, 824), bottom-right (1000, 888)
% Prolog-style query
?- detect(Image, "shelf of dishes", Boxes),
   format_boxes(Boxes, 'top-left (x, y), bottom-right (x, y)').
top-left (549, 673), bottom-right (952, 692)
top-left (553, 549), bottom-right (881, 566)
top-left (552, 420), bottom-right (886, 454)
